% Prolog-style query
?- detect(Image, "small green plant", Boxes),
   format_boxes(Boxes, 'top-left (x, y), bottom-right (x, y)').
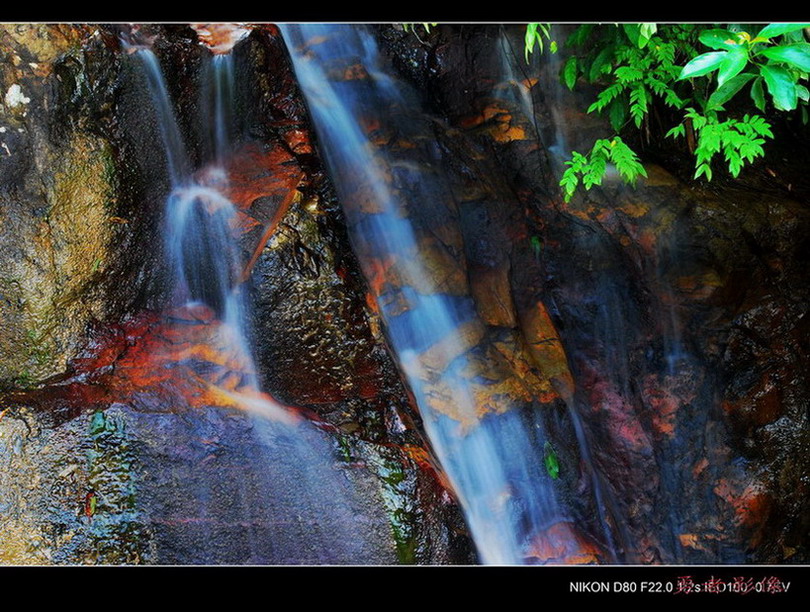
top-left (560, 137), bottom-right (647, 201)
top-left (544, 440), bottom-right (560, 479)
top-left (402, 23), bottom-right (438, 43)
top-left (667, 109), bottom-right (774, 180)
top-left (524, 23), bottom-right (557, 61)
top-left (402, 23), bottom-right (439, 46)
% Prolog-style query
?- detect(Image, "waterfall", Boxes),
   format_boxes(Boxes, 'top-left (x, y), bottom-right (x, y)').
top-left (202, 53), bottom-right (236, 165)
top-left (136, 49), bottom-right (259, 390)
top-left (282, 24), bottom-right (587, 564)
top-left (136, 48), bottom-right (190, 186)
top-left (130, 45), bottom-right (393, 563)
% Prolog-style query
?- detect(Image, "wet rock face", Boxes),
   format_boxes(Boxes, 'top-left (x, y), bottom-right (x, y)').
top-left (0, 402), bottom-right (404, 565)
top-left (236, 26), bottom-right (477, 563)
top-left (376, 24), bottom-right (810, 562)
top-left (0, 24), bottom-right (475, 565)
top-left (0, 24), bottom-right (193, 388)
top-left (0, 406), bottom-right (148, 564)
top-left (4, 22), bottom-right (804, 566)
top-left (0, 25), bottom-right (119, 387)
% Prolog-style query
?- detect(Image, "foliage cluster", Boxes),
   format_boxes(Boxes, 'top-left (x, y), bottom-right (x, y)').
top-left (527, 23), bottom-right (810, 200)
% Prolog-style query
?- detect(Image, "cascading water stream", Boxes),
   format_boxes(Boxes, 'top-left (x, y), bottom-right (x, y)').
top-left (128, 46), bottom-right (394, 563)
top-left (136, 47), bottom-right (259, 391)
top-left (282, 24), bottom-right (585, 564)
top-left (204, 53), bottom-right (236, 165)
top-left (136, 48), bottom-right (190, 186)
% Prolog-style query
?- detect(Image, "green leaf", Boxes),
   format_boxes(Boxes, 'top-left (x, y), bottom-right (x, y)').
top-left (757, 23), bottom-right (810, 40)
top-left (544, 441), bottom-right (560, 479)
top-left (608, 98), bottom-right (627, 131)
top-left (695, 163), bottom-right (713, 180)
top-left (760, 63), bottom-right (798, 110)
top-left (623, 23), bottom-right (641, 47)
top-left (615, 65), bottom-right (643, 82)
top-left (567, 24), bottom-right (594, 47)
top-left (530, 235), bottom-right (543, 259)
top-left (699, 29), bottom-right (741, 50)
top-left (588, 83), bottom-right (624, 113)
top-left (751, 76), bottom-right (766, 110)
top-left (630, 85), bottom-right (648, 127)
top-left (589, 46), bottom-right (615, 82)
top-left (782, 29), bottom-right (807, 44)
top-left (525, 23), bottom-right (538, 62)
top-left (760, 43), bottom-right (810, 72)
top-left (802, 105), bottom-right (809, 124)
top-left (679, 51), bottom-right (728, 79)
top-left (639, 23), bottom-right (657, 45)
top-left (798, 84), bottom-right (810, 102)
top-left (563, 56), bottom-right (578, 90)
top-left (666, 123), bottom-right (686, 139)
top-left (707, 72), bottom-right (756, 109)
top-left (717, 46), bottom-right (749, 87)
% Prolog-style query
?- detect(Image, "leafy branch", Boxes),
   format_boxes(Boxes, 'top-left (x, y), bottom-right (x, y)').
top-left (529, 23), bottom-right (810, 201)
top-left (560, 137), bottom-right (647, 201)
top-left (525, 23), bottom-right (557, 61)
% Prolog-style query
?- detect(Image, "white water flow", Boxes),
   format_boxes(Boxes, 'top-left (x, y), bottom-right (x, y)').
top-left (136, 48), bottom-right (278, 413)
top-left (205, 53), bottom-right (235, 165)
top-left (282, 24), bottom-right (574, 564)
top-left (133, 47), bottom-right (393, 563)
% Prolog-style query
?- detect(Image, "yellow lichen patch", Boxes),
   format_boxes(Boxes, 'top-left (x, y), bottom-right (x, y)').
top-left (0, 24), bottom-right (91, 73)
top-left (520, 301), bottom-right (574, 401)
top-left (492, 333), bottom-right (559, 405)
top-left (618, 200), bottom-right (650, 218)
top-left (0, 520), bottom-right (51, 564)
top-left (49, 134), bottom-right (114, 286)
top-left (5, 132), bottom-right (115, 383)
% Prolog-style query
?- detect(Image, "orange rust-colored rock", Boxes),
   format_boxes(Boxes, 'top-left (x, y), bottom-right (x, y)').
top-left (520, 300), bottom-right (574, 401)
top-left (414, 318), bottom-right (487, 375)
top-left (491, 333), bottom-right (560, 405)
top-left (642, 375), bottom-right (682, 438)
top-left (469, 264), bottom-right (517, 328)
top-left (6, 305), bottom-right (299, 425)
top-left (714, 478), bottom-right (771, 530)
top-left (525, 520), bottom-right (602, 564)
top-left (215, 142), bottom-right (304, 281)
top-left (190, 23), bottom-right (252, 54)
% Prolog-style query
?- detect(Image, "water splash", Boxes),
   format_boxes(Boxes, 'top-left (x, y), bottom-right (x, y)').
top-left (282, 24), bottom-right (581, 564)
